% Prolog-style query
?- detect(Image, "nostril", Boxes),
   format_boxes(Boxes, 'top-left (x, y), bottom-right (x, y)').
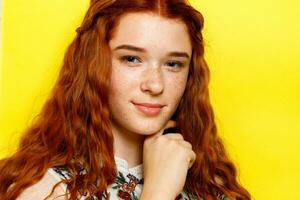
top-left (140, 77), bottom-right (164, 95)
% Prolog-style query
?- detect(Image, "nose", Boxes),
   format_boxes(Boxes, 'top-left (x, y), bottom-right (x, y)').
top-left (140, 66), bottom-right (164, 95)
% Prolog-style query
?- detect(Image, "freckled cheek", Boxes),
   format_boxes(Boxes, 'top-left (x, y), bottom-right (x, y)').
top-left (165, 76), bottom-right (188, 103)
top-left (110, 68), bottom-right (139, 96)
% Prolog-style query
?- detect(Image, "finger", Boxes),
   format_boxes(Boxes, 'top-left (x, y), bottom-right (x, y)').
top-left (188, 151), bottom-right (197, 169)
top-left (146, 120), bottom-right (176, 139)
top-left (168, 139), bottom-right (192, 150)
top-left (178, 140), bottom-right (193, 150)
top-left (163, 133), bottom-right (184, 140)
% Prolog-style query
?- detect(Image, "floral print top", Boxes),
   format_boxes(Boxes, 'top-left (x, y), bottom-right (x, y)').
top-left (48, 156), bottom-right (229, 200)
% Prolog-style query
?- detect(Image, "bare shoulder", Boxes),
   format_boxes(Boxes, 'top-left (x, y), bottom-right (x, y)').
top-left (17, 169), bottom-right (66, 200)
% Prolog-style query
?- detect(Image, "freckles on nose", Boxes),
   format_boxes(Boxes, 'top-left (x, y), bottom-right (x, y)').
top-left (140, 68), bottom-right (164, 94)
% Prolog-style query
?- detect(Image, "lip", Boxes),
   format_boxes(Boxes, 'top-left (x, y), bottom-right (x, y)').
top-left (132, 102), bottom-right (164, 116)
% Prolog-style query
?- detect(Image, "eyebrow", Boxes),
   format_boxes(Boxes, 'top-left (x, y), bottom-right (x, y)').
top-left (113, 44), bottom-right (190, 59)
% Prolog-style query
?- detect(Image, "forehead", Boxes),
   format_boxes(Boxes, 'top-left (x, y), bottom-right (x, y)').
top-left (109, 12), bottom-right (192, 56)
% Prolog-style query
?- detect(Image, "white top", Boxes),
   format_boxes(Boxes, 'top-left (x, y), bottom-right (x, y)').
top-left (17, 156), bottom-right (199, 200)
top-left (49, 156), bottom-right (193, 199)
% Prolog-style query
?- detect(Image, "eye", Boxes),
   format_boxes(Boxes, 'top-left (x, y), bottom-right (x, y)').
top-left (166, 60), bottom-right (183, 68)
top-left (120, 55), bottom-right (141, 65)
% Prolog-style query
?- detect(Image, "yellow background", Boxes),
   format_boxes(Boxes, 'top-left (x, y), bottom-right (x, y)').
top-left (1, 0), bottom-right (300, 199)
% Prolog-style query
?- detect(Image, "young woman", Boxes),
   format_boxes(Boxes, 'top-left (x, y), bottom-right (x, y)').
top-left (0, 0), bottom-right (251, 199)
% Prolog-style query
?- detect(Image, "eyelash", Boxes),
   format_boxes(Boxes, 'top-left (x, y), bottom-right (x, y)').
top-left (120, 55), bottom-right (184, 68)
top-left (121, 56), bottom-right (141, 64)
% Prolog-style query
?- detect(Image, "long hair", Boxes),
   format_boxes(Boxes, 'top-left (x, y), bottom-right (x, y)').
top-left (0, 0), bottom-right (251, 199)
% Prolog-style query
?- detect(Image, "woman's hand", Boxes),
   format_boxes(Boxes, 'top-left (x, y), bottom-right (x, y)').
top-left (140, 120), bottom-right (196, 200)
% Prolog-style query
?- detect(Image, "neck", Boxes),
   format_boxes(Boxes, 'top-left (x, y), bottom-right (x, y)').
top-left (111, 122), bottom-right (145, 168)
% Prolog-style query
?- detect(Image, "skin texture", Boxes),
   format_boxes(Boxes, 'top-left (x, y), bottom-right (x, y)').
top-left (108, 12), bottom-right (193, 168)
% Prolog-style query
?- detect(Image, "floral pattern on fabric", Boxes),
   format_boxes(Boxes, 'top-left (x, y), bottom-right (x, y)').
top-left (50, 156), bottom-right (229, 200)
top-left (52, 166), bottom-right (73, 180)
top-left (175, 193), bottom-right (190, 200)
top-left (215, 191), bottom-right (230, 200)
top-left (112, 172), bottom-right (143, 200)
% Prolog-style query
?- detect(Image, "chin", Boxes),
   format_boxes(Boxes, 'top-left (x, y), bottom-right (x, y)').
top-left (135, 130), bottom-right (159, 136)
top-left (129, 120), bottom-right (166, 136)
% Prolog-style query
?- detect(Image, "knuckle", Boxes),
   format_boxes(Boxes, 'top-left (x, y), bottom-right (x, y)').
top-left (169, 139), bottom-right (178, 147)
top-left (184, 141), bottom-right (192, 148)
top-left (156, 135), bottom-right (167, 144)
top-left (192, 151), bottom-right (197, 160)
top-left (175, 133), bottom-right (184, 139)
top-left (164, 133), bottom-right (183, 140)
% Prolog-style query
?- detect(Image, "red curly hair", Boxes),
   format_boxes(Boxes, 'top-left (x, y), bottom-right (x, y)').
top-left (0, 0), bottom-right (251, 199)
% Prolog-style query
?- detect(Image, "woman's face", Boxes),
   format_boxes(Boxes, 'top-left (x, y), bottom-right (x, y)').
top-left (108, 12), bottom-right (192, 136)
